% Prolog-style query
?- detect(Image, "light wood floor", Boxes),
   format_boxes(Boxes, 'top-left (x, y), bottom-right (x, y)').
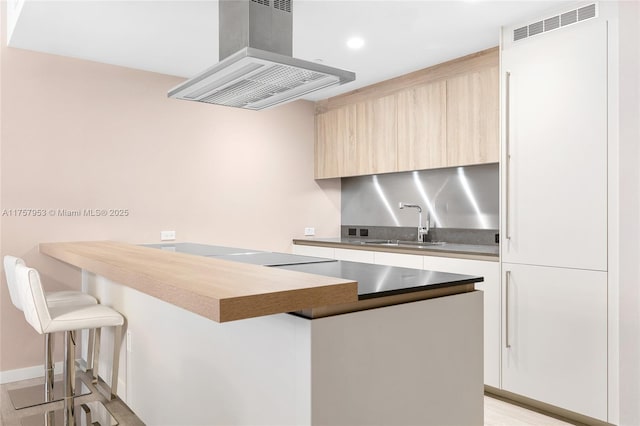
top-left (485, 395), bottom-right (579, 426)
top-left (0, 371), bottom-right (144, 426)
top-left (2, 376), bottom-right (579, 426)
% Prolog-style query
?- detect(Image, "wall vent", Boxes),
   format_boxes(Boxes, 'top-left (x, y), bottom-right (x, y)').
top-left (513, 3), bottom-right (597, 42)
top-left (561, 10), bottom-right (578, 26)
top-left (578, 3), bottom-right (596, 20)
top-left (544, 16), bottom-right (560, 31)
top-left (529, 20), bottom-right (544, 36)
top-left (274, 0), bottom-right (291, 13)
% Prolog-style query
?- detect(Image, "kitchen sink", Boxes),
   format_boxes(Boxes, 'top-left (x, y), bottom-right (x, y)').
top-left (361, 240), bottom-right (446, 248)
top-left (401, 240), bottom-right (446, 247)
top-left (348, 239), bottom-right (390, 244)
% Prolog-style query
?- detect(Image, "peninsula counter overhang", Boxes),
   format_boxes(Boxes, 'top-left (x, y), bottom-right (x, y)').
top-left (39, 241), bottom-right (358, 322)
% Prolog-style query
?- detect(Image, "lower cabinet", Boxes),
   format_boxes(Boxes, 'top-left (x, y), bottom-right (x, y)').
top-left (372, 251), bottom-right (424, 269)
top-left (292, 244), bottom-right (335, 259)
top-left (421, 255), bottom-right (501, 389)
top-left (501, 263), bottom-right (607, 421)
top-left (294, 244), bottom-right (609, 420)
top-left (292, 244), bottom-right (500, 389)
top-left (334, 248), bottom-right (376, 263)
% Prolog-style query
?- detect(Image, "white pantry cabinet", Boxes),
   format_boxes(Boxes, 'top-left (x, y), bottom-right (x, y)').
top-left (501, 263), bottom-right (607, 420)
top-left (500, 7), bottom-right (610, 421)
top-left (502, 18), bottom-right (607, 271)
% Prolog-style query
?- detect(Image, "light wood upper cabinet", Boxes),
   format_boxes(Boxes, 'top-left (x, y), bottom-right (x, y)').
top-left (446, 66), bottom-right (499, 166)
top-left (314, 104), bottom-right (357, 179)
top-left (355, 95), bottom-right (397, 175)
top-left (314, 47), bottom-right (499, 179)
top-left (397, 81), bottom-right (447, 171)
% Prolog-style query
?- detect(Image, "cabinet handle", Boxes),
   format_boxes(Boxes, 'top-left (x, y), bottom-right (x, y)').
top-left (505, 270), bottom-right (511, 349)
top-left (505, 71), bottom-right (512, 240)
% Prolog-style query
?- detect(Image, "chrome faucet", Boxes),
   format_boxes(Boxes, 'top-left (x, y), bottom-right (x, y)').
top-left (399, 202), bottom-right (429, 242)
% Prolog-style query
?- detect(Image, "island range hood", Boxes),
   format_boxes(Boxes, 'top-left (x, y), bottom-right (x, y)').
top-left (168, 0), bottom-right (356, 110)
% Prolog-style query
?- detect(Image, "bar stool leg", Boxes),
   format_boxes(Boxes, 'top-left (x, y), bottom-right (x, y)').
top-left (64, 330), bottom-right (76, 426)
top-left (44, 409), bottom-right (55, 426)
top-left (110, 325), bottom-right (122, 399)
top-left (44, 333), bottom-right (55, 402)
top-left (92, 328), bottom-right (101, 385)
top-left (86, 329), bottom-right (95, 372)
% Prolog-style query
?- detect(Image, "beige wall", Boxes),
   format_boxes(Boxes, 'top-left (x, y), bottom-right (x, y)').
top-left (0, 45), bottom-right (340, 371)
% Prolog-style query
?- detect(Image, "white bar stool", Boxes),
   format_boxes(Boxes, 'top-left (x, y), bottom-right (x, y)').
top-left (3, 255), bottom-right (98, 409)
top-left (16, 263), bottom-right (125, 426)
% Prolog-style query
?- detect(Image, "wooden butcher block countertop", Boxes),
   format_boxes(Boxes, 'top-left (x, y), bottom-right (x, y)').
top-left (39, 241), bottom-right (357, 323)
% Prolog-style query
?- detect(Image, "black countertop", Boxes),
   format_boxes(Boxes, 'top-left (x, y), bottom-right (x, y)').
top-left (145, 242), bottom-right (483, 299)
top-left (276, 260), bottom-right (482, 299)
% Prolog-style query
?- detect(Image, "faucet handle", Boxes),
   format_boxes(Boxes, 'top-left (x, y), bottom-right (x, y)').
top-left (418, 226), bottom-right (429, 242)
top-left (399, 202), bottom-right (422, 212)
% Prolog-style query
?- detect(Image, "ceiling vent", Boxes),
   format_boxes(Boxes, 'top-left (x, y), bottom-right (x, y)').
top-left (168, 0), bottom-right (355, 110)
top-left (513, 3), bottom-right (597, 42)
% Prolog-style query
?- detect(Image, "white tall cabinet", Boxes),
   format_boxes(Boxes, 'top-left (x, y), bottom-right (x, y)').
top-left (501, 8), bottom-right (609, 421)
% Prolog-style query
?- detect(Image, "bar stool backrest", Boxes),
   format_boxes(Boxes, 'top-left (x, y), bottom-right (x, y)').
top-left (3, 255), bottom-right (26, 311)
top-left (15, 264), bottom-right (52, 335)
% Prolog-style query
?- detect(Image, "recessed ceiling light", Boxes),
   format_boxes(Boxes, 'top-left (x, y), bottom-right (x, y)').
top-left (346, 37), bottom-right (365, 50)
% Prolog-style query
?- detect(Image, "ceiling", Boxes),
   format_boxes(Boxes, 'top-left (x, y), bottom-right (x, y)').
top-left (7, 0), bottom-right (571, 101)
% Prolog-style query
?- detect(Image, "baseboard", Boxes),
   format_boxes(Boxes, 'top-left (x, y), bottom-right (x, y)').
top-left (0, 362), bottom-right (63, 384)
top-left (485, 386), bottom-right (613, 426)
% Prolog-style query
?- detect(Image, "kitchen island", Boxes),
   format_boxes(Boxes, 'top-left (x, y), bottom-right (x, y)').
top-left (40, 241), bottom-right (484, 426)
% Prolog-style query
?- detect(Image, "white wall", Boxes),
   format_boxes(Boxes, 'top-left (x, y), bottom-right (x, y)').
top-left (617, 2), bottom-right (640, 425)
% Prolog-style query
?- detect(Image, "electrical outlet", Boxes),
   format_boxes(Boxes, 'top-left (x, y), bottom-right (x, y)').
top-left (304, 227), bottom-right (315, 236)
top-left (160, 230), bottom-right (176, 241)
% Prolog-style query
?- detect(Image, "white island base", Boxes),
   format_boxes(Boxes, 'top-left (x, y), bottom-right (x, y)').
top-left (84, 271), bottom-right (483, 426)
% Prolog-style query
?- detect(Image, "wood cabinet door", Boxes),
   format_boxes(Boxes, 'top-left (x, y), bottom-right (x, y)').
top-left (501, 263), bottom-right (607, 421)
top-left (397, 82), bottom-right (447, 171)
top-left (315, 48), bottom-right (499, 178)
top-left (355, 94), bottom-right (397, 175)
top-left (314, 104), bottom-right (357, 179)
top-left (446, 66), bottom-right (499, 167)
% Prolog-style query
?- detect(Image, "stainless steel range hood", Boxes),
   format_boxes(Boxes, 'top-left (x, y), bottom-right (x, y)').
top-left (168, 0), bottom-right (355, 110)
